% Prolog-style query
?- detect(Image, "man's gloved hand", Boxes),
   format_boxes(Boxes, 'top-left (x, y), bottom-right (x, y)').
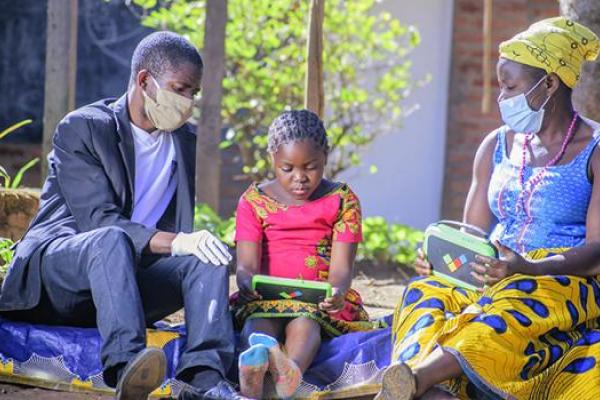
top-left (171, 230), bottom-right (232, 266)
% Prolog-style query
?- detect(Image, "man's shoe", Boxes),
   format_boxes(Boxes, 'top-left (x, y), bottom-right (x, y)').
top-left (116, 347), bottom-right (167, 400)
top-left (178, 381), bottom-right (250, 400)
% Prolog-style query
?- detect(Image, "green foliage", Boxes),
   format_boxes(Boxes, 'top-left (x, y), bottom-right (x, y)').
top-left (358, 216), bottom-right (423, 266)
top-left (0, 119), bottom-right (40, 189)
top-left (133, 0), bottom-right (420, 180)
top-left (193, 204), bottom-right (422, 267)
top-left (194, 203), bottom-right (236, 246)
top-left (0, 238), bottom-right (14, 282)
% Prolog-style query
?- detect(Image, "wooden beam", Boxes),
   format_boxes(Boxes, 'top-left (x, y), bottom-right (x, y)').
top-left (481, 0), bottom-right (492, 114)
top-left (305, 0), bottom-right (325, 118)
top-left (42, 0), bottom-right (78, 181)
top-left (196, 0), bottom-right (228, 212)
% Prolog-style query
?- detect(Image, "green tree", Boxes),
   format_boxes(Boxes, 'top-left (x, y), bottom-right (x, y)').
top-left (134, 0), bottom-right (420, 180)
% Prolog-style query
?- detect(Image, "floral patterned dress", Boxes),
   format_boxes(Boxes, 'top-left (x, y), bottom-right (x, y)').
top-left (232, 182), bottom-right (381, 337)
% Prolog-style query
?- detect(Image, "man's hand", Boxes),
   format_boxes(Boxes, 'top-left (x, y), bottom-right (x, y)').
top-left (319, 287), bottom-right (345, 314)
top-left (171, 230), bottom-right (232, 266)
top-left (470, 241), bottom-right (530, 287)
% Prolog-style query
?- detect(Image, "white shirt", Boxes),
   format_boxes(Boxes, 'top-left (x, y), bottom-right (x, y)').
top-left (130, 123), bottom-right (177, 228)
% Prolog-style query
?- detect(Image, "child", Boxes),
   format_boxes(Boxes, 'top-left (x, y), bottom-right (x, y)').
top-left (233, 110), bottom-right (376, 399)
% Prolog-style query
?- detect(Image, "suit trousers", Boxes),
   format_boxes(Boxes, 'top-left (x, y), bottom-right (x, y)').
top-left (4, 226), bottom-right (234, 381)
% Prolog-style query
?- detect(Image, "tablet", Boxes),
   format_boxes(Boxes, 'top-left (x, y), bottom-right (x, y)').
top-left (423, 221), bottom-right (498, 291)
top-left (251, 275), bottom-right (333, 304)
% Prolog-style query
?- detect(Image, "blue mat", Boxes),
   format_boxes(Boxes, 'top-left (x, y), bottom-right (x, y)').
top-left (0, 316), bottom-right (392, 398)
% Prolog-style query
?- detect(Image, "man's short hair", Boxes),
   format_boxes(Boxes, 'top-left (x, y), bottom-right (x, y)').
top-left (130, 31), bottom-right (203, 84)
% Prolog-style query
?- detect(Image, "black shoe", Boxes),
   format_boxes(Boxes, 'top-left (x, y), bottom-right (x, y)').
top-left (116, 347), bottom-right (167, 400)
top-left (178, 381), bottom-right (250, 400)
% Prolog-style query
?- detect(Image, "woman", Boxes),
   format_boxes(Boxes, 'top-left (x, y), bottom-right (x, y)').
top-left (376, 17), bottom-right (600, 400)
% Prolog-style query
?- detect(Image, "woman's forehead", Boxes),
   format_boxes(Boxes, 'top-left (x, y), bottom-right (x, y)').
top-left (497, 58), bottom-right (527, 80)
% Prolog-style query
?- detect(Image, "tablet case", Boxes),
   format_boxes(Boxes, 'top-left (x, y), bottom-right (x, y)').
top-left (252, 275), bottom-right (333, 304)
top-left (423, 220), bottom-right (498, 291)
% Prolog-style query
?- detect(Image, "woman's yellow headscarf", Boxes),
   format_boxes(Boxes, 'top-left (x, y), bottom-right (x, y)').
top-left (499, 17), bottom-right (599, 88)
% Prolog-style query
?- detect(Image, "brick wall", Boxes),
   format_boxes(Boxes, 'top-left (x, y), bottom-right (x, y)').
top-left (441, 0), bottom-right (559, 220)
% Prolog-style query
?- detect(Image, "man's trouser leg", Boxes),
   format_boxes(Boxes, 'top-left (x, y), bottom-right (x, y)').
top-left (26, 227), bottom-right (147, 380)
top-left (136, 255), bottom-right (235, 381)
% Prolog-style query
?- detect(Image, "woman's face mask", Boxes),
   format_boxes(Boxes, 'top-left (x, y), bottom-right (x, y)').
top-left (143, 75), bottom-right (194, 131)
top-left (498, 75), bottom-right (552, 134)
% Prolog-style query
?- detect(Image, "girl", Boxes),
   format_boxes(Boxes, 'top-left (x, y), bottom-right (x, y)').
top-left (232, 110), bottom-right (377, 399)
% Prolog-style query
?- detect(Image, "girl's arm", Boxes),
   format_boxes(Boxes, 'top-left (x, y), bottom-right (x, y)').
top-left (234, 192), bottom-right (264, 302)
top-left (320, 186), bottom-right (362, 312)
top-left (319, 242), bottom-right (357, 313)
top-left (236, 241), bottom-right (263, 303)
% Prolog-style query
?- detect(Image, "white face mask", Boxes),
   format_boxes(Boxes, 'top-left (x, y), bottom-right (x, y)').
top-left (142, 76), bottom-right (194, 131)
top-left (498, 75), bottom-right (552, 134)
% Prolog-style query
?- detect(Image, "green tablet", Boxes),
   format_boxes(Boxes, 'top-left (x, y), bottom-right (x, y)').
top-left (251, 275), bottom-right (333, 304)
top-left (423, 221), bottom-right (498, 291)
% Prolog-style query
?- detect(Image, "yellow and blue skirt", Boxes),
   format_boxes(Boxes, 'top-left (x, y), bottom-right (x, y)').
top-left (392, 249), bottom-right (600, 399)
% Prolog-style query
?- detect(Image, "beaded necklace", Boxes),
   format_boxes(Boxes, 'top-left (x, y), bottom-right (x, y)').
top-left (496, 113), bottom-right (579, 252)
top-left (515, 112), bottom-right (579, 213)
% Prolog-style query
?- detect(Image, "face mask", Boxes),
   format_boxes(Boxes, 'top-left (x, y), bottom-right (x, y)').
top-left (143, 76), bottom-right (194, 131)
top-left (498, 75), bottom-right (551, 134)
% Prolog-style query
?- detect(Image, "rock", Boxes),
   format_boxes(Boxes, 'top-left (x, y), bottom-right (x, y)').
top-left (0, 188), bottom-right (40, 241)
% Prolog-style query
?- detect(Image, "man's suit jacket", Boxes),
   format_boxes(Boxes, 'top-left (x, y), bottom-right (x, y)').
top-left (0, 95), bottom-right (196, 311)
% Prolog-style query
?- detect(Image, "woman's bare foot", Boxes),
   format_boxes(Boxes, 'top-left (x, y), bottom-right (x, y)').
top-left (374, 363), bottom-right (416, 400)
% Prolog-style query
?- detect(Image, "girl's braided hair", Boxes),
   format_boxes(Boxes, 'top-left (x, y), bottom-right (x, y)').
top-left (267, 109), bottom-right (330, 154)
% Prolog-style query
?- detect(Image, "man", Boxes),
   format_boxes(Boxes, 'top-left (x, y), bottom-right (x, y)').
top-left (0, 32), bottom-right (242, 400)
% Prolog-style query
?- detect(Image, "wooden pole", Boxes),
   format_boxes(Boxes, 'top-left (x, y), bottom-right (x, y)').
top-left (305, 0), bottom-right (325, 118)
top-left (42, 0), bottom-right (78, 181)
top-left (196, 0), bottom-right (228, 212)
top-left (481, 0), bottom-right (493, 114)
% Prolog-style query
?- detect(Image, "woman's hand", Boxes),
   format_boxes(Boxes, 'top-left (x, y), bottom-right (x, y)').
top-left (470, 241), bottom-right (530, 287)
top-left (414, 248), bottom-right (433, 277)
top-left (319, 287), bottom-right (345, 314)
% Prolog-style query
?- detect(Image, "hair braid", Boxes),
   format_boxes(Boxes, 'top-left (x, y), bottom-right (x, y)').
top-left (267, 109), bottom-right (329, 154)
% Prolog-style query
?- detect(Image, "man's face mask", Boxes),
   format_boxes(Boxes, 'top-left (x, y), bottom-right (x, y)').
top-left (143, 75), bottom-right (194, 131)
top-left (498, 75), bottom-right (552, 134)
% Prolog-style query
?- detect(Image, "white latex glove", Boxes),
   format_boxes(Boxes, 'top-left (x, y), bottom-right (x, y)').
top-left (171, 230), bottom-right (232, 266)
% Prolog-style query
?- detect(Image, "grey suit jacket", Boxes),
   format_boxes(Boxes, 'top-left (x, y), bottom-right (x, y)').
top-left (0, 95), bottom-right (196, 311)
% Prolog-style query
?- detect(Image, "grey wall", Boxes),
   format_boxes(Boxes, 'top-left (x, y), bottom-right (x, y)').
top-left (0, 0), bottom-right (153, 143)
top-left (341, 0), bottom-right (454, 229)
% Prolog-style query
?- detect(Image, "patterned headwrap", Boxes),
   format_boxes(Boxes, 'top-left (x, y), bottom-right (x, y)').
top-left (499, 16), bottom-right (600, 88)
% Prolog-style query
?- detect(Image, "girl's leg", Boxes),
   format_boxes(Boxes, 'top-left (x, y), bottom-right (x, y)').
top-left (239, 318), bottom-right (286, 399)
top-left (284, 316), bottom-right (321, 372)
top-left (248, 317), bottom-right (320, 398)
top-left (241, 317), bottom-right (285, 350)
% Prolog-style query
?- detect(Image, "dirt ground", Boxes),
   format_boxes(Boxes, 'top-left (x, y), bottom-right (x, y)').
top-left (0, 264), bottom-right (410, 399)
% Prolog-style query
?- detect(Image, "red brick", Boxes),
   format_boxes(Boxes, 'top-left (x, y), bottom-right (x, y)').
top-left (441, 0), bottom-right (559, 218)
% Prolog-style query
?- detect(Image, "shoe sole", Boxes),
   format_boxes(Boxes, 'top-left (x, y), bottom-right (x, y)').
top-left (116, 347), bottom-right (167, 400)
top-left (374, 363), bottom-right (416, 400)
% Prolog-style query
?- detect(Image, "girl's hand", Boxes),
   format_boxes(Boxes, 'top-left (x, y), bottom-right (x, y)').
top-left (237, 275), bottom-right (262, 305)
top-left (470, 241), bottom-right (530, 287)
top-left (319, 287), bottom-right (345, 314)
top-left (414, 248), bottom-right (433, 276)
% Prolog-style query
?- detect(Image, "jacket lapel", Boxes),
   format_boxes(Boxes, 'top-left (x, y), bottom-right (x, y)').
top-left (112, 95), bottom-right (136, 216)
top-left (172, 128), bottom-right (195, 233)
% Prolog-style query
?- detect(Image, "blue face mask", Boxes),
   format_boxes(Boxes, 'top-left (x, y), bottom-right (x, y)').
top-left (498, 75), bottom-right (551, 134)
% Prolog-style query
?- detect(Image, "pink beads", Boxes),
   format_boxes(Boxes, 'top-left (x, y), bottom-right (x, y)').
top-left (516, 112), bottom-right (579, 215)
top-left (511, 112), bottom-right (579, 252)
